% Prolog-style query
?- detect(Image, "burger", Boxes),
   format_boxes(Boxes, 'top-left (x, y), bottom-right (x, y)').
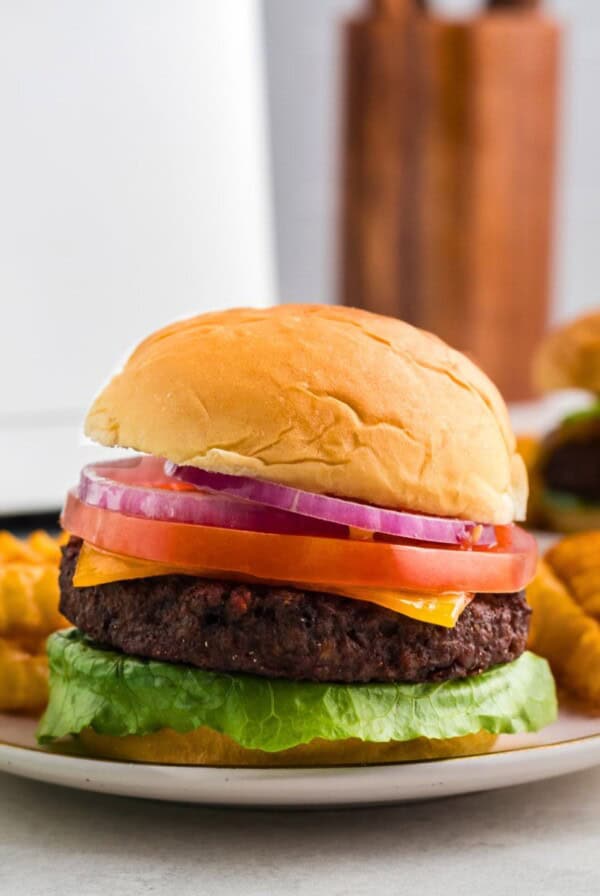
top-left (38, 305), bottom-right (556, 765)
top-left (530, 310), bottom-right (600, 532)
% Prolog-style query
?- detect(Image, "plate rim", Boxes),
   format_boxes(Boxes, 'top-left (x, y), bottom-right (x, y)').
top-left (1, 723), bottom-right (600, 772)
top-left (2, 721), bottom-right (600, 807)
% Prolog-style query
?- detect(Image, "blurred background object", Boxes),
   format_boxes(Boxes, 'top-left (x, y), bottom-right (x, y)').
top-left (0, 0), bottom-right (274, 517)
top-left (264, 0), bottom-right (598, 329)
top-left (338, 0), bottom-right (560, 401)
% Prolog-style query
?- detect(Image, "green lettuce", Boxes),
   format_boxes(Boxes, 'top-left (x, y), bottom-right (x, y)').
top-left (544, 489), bottom-right (594, 510)
top-left (562, 401), bottom-right (600, 428)
top-left (38, 630), bottom-right (557, 751)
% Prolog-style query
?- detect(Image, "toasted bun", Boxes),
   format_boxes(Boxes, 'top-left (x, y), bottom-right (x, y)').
top-left (534, 311), bottom-right (600, 394)
top-left (78, 726), bottom-right (496, 766)
top-left (85, 305), bottom-right (526, 523)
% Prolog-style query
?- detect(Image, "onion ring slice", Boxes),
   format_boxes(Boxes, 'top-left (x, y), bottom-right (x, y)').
top-left (166, 463), bottom-right (500, 547)
top-left (78, 457), bottom-right (347, 538)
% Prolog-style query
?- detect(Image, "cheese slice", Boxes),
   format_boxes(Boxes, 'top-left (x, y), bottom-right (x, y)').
top-left (74, 542), bottom-right (473, 629)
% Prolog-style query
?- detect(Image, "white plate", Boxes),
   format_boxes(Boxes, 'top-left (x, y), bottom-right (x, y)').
top-left (1, 712), bottom-right (599, 808)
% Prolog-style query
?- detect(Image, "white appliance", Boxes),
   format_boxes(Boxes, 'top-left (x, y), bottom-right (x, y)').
top-left (0, 1), bottom-right (275, 514)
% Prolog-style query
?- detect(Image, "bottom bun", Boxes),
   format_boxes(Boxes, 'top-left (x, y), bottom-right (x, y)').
top-left (78, 726), bottom-right (497, 767)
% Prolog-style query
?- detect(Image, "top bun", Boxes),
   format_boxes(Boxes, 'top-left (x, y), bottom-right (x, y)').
top-left (85, 305), bottom-right (527, 524)
top-left (534, 311), bottom-right (600, 394)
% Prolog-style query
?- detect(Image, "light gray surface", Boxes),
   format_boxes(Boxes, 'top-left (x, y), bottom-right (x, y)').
top-left (1, 765), bottom-right (599, 895)
top-left (263, 0), bottom-right (600, 322)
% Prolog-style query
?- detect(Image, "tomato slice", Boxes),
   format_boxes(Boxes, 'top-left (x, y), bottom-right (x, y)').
top-left (73, 541), bottom-right (474, 627)
top-left (62, 490), bottom-right (537, 594)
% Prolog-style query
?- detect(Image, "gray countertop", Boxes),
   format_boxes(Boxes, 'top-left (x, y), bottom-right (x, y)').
top-left (1, 765), bottom-right (599, 896)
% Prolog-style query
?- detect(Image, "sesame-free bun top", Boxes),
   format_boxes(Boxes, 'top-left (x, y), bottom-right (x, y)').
top-left (534, 311), bottom-right (600, 394)
top-left (85, 305), bottom-right (527, 524)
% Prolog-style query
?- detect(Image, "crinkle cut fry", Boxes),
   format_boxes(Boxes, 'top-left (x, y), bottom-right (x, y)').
top-left (0, 638), bottom-right (48, 712)
top-left (528, 535), bottom-right (600, 712)
top-left (0, 530), bottom-right (63, 564)
top-left (546, 533), bottom-right (600, 619)
top-left (0, 531), bottom-right (68, 713)
top-left (0, 531), bottom-right (68, 637)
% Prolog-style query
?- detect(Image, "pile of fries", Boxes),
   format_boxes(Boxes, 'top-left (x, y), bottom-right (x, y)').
top-left (528, 532), bottom-right (600, 714)
top-left (0, 531), bottom-right (69, 713)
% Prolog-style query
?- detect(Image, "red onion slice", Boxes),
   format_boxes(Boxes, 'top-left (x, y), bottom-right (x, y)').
top-left (165, 463), bottom-right (499, 547)
top-left (78, 457), bottom-right (347, 537)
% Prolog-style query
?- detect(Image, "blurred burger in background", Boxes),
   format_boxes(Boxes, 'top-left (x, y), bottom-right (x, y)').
top-left (523, 311), bottom-right (600, 533)
top-left (38, 306), bottom-right (556, 765)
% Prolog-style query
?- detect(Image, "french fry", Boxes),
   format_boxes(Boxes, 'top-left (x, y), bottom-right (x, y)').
top-left (528, 533), bottom-right (600, 713)
top-left (0, 531), bottom-right (68, 637)
top-left (0, 639), bottom-right (48, 713)
top-left (0, 531), bottom-right (68, 713)
top-left (546, 533), bottom-right (600, 619)
top-left (0, 530), bottom-right (63, 564)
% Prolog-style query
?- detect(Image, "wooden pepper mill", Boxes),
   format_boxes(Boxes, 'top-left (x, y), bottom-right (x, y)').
top-left (339, 0), bottom-right (561, 400)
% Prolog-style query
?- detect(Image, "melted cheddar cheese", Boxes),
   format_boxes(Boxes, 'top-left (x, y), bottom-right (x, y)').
top-left (74, 541), bottom-right (473, 628)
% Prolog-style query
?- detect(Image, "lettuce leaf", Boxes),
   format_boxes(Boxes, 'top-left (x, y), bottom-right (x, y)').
top-left (543, 489), bottom-right (597, 510)
top-left (37, 630), bottom-right (557, 751)
top-left (562, 401), bottom-right (600, 428)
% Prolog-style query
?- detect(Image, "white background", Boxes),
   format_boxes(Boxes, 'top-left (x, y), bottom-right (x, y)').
top-left (0, 0), bottom-right (274, 512)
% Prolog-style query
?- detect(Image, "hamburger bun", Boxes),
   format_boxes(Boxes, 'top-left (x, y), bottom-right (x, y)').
top-left (78, 725), bottom-right (497, 766)
top-left (534, 310), bottom-right (600, 394)
top-left (85, 305), bottom-right (526, 524)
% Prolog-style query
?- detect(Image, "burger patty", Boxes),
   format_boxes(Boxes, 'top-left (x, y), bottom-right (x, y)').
top-left (60, 538), bottom-right (530, 684)
top-left (543, 437), bottom-right (600, 502)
